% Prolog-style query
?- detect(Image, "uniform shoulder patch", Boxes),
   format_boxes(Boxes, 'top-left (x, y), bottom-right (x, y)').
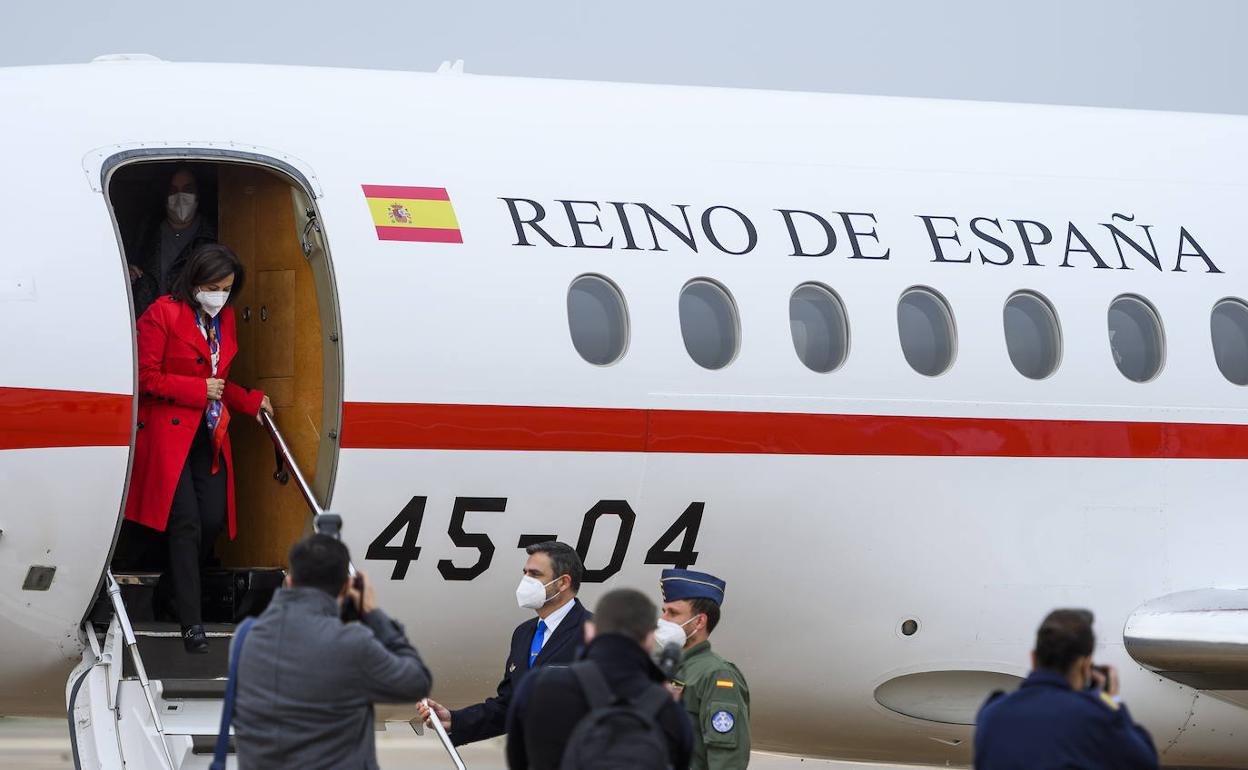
top-left (715, 679), bottom-right (735, 688)
top-left (1098, 691), bottom-right (1120, 711)
top-left (711, 710), bottom-right (735, 733)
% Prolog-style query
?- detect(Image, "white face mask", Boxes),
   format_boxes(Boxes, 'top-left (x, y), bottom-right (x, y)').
top-left (515, 575), bottom-right (561, 610)
top-left (167, 192), bottom-right (198, 225)
top-left (195, 290), bottom-right (230, 318)
top-left (655, 617), bottom-right (697, 650)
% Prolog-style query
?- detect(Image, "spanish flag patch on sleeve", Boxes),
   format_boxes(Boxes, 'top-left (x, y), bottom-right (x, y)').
top-left (716, 680), bottom-right (735, 688)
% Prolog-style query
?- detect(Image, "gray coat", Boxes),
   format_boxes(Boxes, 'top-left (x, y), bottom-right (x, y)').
top-left (233, 587), bottom-right (432, 770)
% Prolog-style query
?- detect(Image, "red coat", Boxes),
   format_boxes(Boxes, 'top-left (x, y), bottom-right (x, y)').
top-left (124, 297), bottom-right (264, 538)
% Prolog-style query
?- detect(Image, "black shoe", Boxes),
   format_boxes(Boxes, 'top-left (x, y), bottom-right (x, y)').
top-left (182, 624), bottom-right (209, 654)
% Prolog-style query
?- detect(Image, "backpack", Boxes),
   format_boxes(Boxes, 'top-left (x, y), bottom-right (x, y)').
top-left (559, 661), bottom-right (673, 770)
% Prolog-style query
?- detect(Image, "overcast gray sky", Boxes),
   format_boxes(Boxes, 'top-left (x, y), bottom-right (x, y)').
top-left (3, 0), bottom-right (1245, 114)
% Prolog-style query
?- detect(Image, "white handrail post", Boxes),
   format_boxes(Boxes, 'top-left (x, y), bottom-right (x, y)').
top-left (421, 699), bottom-right (468, 770)
top-left (105, 571), bottom-right (177, 769)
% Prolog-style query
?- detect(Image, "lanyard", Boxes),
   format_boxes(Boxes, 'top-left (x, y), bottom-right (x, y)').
top-left (195, 311), bottom-right (222, 368)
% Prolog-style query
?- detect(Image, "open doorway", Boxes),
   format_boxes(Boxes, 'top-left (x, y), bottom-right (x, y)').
top-left (105, 156), bottom-right (341, 613)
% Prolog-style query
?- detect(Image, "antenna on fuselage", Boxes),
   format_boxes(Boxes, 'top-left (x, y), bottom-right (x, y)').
top-left (91, 53), bottom-right (167, 63)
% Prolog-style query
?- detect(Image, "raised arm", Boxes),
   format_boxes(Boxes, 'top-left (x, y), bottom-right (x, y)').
top-left (352, 609), bottom-right (433, 703)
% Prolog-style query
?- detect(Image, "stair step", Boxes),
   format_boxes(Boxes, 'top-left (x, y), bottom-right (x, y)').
top-left (161, 678), bottom-right (228, 700)
top-left (124, 623), bottom-right (234, 680)
top-left (95, 567), bottom-right (286, 627)
top-left (114, 571), bottom-right (162, 586)
top-left (191, 734), bottom-right (235, 755)
top-left (134, 622), bottom-right (236, 638)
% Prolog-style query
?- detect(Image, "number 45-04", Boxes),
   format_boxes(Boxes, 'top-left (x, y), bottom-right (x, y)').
top-left (366, 497), bottom-right (704, 582)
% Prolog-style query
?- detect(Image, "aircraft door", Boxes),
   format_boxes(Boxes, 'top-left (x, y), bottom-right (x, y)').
top-left (217, 164), bottom-right (339, 568)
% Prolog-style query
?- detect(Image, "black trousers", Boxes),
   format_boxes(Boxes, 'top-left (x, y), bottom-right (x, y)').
top-left (164, 421), bottom-right (227, 626)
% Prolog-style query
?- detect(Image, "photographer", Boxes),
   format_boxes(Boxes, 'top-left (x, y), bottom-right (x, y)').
top-left (231, 534), bottom-right (432, 770)
top-left (974, 608), bottom-right (1158, 770)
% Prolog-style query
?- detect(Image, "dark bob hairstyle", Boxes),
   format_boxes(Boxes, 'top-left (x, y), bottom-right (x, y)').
top-left (171, 243), bottom-right (245, 309)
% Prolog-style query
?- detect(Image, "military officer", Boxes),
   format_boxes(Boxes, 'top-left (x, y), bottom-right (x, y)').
top-left (658, 568), bottom-right (750, 770)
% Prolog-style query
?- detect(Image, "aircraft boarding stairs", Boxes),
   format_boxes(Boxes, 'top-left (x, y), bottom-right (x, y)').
top-left (67, 415), bottom-right (467, 770)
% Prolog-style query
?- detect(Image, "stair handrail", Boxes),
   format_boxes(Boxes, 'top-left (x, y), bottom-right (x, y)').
top-left (421, 699), bottom-right (468, 770)
top-left (260, 410), bottom-right (323, 517)
top-left (104, 570), bottom-right (177, 769)
top-left (260, 412), bottom-right (469, 770)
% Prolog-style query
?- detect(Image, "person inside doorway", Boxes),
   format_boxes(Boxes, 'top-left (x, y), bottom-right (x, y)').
top-left (127, 166), bottom-right (217, 319)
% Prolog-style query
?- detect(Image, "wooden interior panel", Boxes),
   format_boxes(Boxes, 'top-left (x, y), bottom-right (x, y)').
top-left (216, 165), bottom-right (324, 569)
top-left (255, 377), bottom-right (295, 408)
top-left (256, 270), bottom-right (296, 379)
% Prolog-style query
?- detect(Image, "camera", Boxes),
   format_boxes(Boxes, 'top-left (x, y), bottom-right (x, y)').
top-left (313, 513), bottom-right (363, 622)
top-left (1088, 664), bottom-right (1111, 691)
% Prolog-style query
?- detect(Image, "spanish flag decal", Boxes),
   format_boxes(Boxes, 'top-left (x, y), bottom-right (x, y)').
top-left (362, 185), bottom-right (463, 243)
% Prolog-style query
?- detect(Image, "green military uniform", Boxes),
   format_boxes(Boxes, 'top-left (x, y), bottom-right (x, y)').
top-left (675, 640), bottom-right (751, 770)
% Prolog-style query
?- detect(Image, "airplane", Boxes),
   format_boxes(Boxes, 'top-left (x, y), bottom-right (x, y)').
top-left (2, 53), bottom-right (1247, 768)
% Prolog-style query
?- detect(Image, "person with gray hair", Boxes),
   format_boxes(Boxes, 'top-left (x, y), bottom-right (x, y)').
top-left (419, 540), bottom-right (590, 745)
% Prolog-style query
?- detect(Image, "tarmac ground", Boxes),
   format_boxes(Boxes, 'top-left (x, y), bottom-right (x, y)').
top-left (0, 717), bottom-right (922, 769)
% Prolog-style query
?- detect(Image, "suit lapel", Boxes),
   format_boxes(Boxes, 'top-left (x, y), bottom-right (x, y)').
top-left (532, 600), bottom-right (585, 666)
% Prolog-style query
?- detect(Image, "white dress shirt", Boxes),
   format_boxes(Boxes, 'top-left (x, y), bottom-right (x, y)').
top-left (535, 597), bottom-right (577, 651)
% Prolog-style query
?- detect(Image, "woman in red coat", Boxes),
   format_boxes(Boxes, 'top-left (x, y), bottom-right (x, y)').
top-left (122, 243), bottom-right (271, 653)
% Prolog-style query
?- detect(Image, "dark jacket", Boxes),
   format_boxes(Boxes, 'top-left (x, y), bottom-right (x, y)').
top-left (232, 587), bottom-right (432, 770)
top-left (974, 669), bottom-right (1159, 770)
top-left (128, 216), bottom-right (217, 319)
top-left (449, 598), bottom-right (590, 746)
top-left (506, 633), bottom-right (694, 770)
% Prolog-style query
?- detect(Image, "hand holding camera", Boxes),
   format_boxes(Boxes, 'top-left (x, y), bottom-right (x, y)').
top-left (346, 570), bottom-right (378, 617)
top-left (1088, 663), bottom-right (1119, 696)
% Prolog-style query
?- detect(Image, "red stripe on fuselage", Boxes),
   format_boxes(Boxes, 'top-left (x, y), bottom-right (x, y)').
top-left (0, 387), bottom-right (130, 450)
top-left (341, 402), bottom-right (1248, 459)
top-left (360, 185), bottom-right (451, 201)
top-left (6, 391), bottom-right (1248, 459)
top-left (374, 226), bottom-right (464, 243)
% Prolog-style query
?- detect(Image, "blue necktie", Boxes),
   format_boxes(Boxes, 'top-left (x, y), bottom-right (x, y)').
top-left (529, 620), bottom-right (547, 667)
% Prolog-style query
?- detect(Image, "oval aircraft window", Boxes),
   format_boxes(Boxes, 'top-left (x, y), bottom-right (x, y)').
top-left (1003, 292), bottom-right (1061, 380)
top-left (680, 279), bottom-right (739, 370)
top-left (1107, 295), bottom-right (1164, 383)
top-left (1211, 298), bottom-right (1248, 386)
top-left (897, 287), bottom-right (956, 377)
top-left (790, 283), bottom-right (849, 373)
top-left (567, 275), bottom-right (629, 366)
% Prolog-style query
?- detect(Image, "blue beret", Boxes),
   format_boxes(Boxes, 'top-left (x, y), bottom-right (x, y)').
top-left (660, 569), bottom-right (726, 605)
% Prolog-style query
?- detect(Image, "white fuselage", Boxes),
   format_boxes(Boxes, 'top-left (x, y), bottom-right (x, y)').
top-left (1, 61), bottom-right (1247, 766)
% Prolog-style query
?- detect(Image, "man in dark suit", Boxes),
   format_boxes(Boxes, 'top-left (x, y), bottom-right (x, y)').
top-left (506, 588), bottom-right (693, 770)
top-left (419, 541), bottom-right (590, 746)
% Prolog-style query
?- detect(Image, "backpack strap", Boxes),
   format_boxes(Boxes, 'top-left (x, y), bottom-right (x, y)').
top-left (570, 661), bottom-right (616, 710)
top-left (634, 683), bottom-right (673, 719)
top-left (209, 617), bottom-right (257, 770)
